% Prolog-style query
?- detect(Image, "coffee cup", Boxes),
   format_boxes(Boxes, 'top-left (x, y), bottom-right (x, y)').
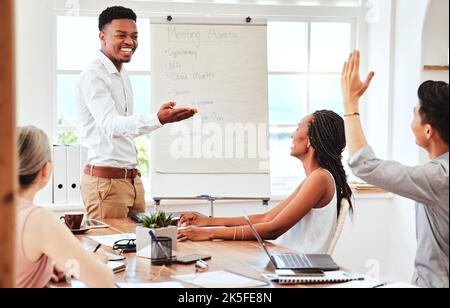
top-left (60, 212), bottom-right (84, 230)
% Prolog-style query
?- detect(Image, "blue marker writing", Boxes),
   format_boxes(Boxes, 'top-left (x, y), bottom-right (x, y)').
top-left (197, 195), bottom-right (211, 199)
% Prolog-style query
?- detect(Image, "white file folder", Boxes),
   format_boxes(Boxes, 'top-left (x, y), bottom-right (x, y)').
top-left (67, 145), bottom-right (81, 204)
top-left (53, 145), bottom-right (67, 204)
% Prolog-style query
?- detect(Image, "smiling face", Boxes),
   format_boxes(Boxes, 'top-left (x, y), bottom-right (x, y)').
top-left (291, 115), bottom-right (314, 159)
top-left (100, 19), bottom-right (138, 70)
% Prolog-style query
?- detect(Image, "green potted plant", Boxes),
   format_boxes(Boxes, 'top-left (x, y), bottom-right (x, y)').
top-left (136, 211), bottom-right (178, 259)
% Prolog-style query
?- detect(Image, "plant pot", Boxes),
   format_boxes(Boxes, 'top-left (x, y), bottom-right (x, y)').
top-left (136, 225), bottom-right (178, 259)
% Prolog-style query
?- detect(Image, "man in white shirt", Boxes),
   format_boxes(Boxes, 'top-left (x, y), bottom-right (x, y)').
top-left (76, 6), bottom-right (197, 219)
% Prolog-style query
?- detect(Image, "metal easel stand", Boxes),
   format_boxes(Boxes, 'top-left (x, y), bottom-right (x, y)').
top-left (153, 197), bottom-right (270, 217)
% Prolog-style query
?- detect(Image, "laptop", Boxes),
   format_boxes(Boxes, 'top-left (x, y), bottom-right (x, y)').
top-left (244, 215), bottom-right (340, 272)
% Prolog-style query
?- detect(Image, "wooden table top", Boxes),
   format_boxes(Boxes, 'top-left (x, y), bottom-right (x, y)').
top-left (75, 218), bottom-right (336, 288)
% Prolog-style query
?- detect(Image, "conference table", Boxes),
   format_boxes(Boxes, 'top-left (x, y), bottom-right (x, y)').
top-left (74, 218), bottom-right (340, 288)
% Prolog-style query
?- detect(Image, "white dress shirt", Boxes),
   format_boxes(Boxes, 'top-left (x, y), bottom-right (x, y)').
top-left (76, 51), bottom-right (162, 169)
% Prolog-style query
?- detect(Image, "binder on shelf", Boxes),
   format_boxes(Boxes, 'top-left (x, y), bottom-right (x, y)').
top-left (67, 145), bottom-right (81, 204)
top-left (349, 182), bottom-right (386, 193)
top-left (53, 145), bottom-right (68, 204)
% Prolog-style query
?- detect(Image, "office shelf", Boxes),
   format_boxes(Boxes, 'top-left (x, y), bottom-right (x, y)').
top-left (423, 65), bottom-right (449, 71)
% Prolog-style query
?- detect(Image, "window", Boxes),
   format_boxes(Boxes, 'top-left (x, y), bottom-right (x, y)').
top-left (141, 0), bottom-right (362, 6)
top-left (55, 16), bottom-right (152, 178)
top-left (268, 21), bottom-right (353, 195)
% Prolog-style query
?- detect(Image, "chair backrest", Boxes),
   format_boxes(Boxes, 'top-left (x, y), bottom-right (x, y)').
top-left (327, 199), bottom-right (350, 256)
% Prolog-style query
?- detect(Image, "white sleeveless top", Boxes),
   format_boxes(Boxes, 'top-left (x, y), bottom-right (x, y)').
top-left (275, 171), bottom-right (338, 254)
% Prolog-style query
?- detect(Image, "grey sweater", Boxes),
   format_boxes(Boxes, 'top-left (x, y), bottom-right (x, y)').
top-left (349, 146), bottom-right (449, 288)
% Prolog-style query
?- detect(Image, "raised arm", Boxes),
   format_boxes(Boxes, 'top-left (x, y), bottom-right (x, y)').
top-left (349, 146), bottom-right (448, 206)
top-left (340, 51), bottom-right (449, 206)
top-left (341, 50), bottom-right (375, 157)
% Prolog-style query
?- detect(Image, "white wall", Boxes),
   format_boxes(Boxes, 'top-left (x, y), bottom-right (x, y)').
top-left (16, 0), bottom-right (54, 204)
top-left (421, 0), bottom-right (449, 72)
top-left (391, 0), bottom-right (429, 166)
top-left (383, 0), bottom-right (431, 283)
top-left (365, 0), bottom-right (393, 160)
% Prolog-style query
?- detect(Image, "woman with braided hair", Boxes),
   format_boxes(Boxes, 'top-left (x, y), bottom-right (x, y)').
top-left (177, 111), bottom-right (353, 254)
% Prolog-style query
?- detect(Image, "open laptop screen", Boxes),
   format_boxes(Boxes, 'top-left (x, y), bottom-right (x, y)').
top-left (243, 215), bottom-right (274, 261)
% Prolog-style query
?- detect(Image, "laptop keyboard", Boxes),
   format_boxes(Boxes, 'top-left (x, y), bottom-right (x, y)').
top-left (278, 254), bottom-right (313, 268)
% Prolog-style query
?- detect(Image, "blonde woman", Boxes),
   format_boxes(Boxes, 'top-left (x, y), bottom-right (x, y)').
top-left (16, 126), bottom-right (115, 288)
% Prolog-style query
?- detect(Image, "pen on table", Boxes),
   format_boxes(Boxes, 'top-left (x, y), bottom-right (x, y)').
top-left (148, 230), bottom-right (171, 260)
top-left (93, 244), bottom-right (102, 253)
top-left (372, 282), bottom-right (388, 288)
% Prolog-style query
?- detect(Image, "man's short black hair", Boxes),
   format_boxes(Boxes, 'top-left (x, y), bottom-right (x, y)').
top-left (418, 80), bottom-right (449, 145)
top-left (99, 6), bottom-right (137, 31)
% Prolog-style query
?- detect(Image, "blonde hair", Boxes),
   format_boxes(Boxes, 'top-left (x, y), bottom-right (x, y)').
top-left (17, 126), bottom-right (51, 188)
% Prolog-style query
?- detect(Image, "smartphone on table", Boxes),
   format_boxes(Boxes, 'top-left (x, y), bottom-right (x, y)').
top-left (174, 254), bottom-right (212, 264)
top-left (85, 219), bottom-right (109, 229)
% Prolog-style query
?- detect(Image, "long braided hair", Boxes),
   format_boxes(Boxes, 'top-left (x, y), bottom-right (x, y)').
top-left (308, 110), bottom-right (353, 216)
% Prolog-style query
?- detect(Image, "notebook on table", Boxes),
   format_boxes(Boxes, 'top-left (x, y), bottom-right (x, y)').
top-left (263, 271), bottom-right (364, 285)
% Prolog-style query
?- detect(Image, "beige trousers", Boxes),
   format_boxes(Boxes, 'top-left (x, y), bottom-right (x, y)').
top-left (81, 174), bottom-right (146, 220)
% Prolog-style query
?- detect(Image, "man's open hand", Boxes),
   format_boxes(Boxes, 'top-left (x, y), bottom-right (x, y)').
top-left (341, 50), bottom-right (375, 113)
top-left (157, 102), bottom-right (198, 125)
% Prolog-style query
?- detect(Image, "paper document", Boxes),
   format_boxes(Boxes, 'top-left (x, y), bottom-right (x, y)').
top-left (326, 280), bottom-right (383, 288)
top-left (173, 271), bottom-right (268, 288)
top-left (117, 282), bottom-right (185, 289)
top-left (88, 233), bottom-right (135, 247)
top-left (378, 282), bottom-right (419, 288)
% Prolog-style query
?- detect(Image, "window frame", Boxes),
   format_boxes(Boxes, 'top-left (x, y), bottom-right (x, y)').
top-left (268, 17), bottom-right (357, 127)
top-left (268, 18), bottom-right (357, 194)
